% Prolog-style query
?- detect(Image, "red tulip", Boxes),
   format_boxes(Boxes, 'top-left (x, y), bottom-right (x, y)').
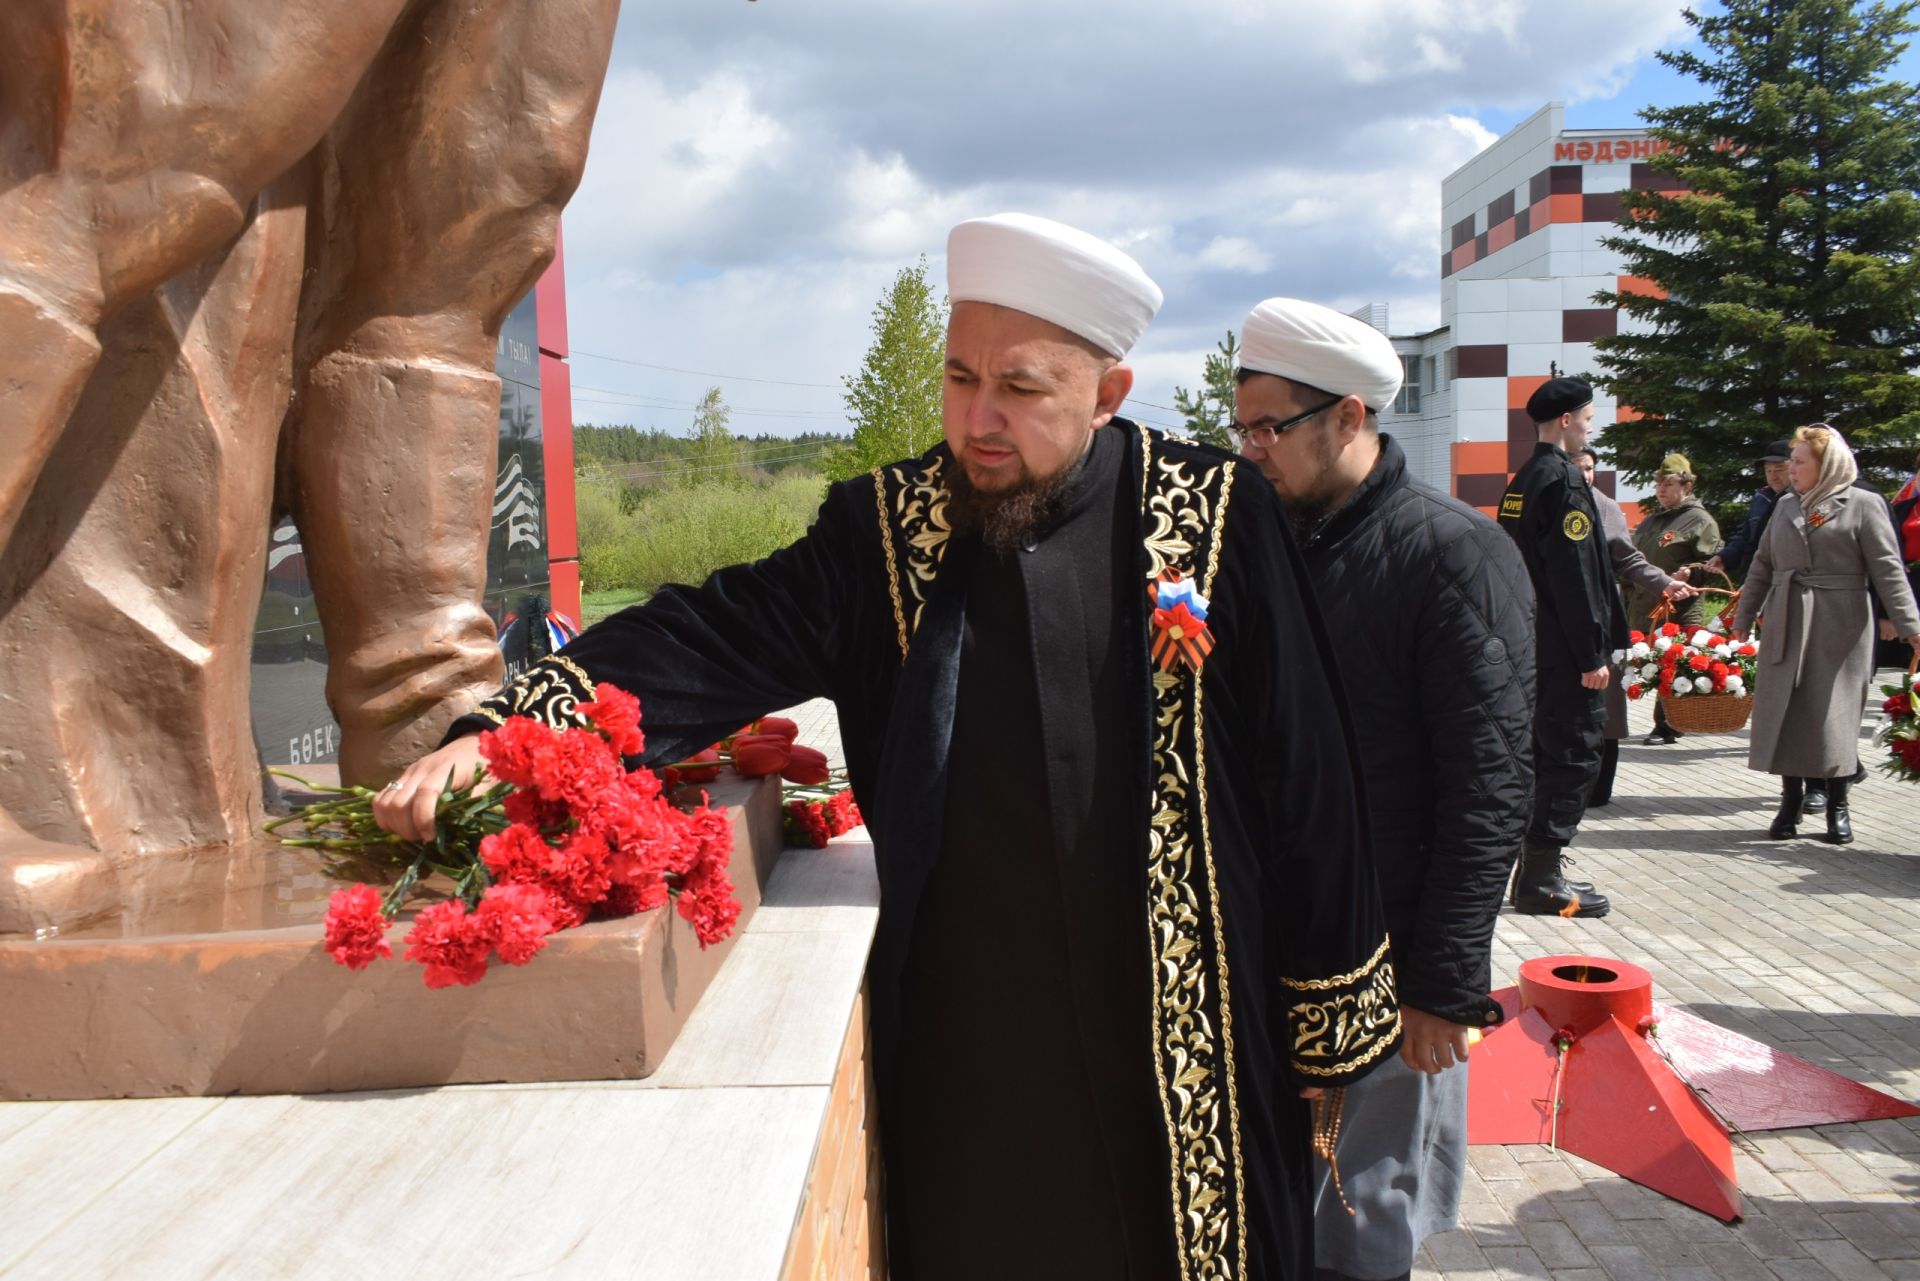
top-left (781, 744), bottom-right (830, 785)
top-left (669, 748), bottom-right (722, 784)
top-left (732, 735), bottom-right (792, 778)
top-left (755, 716), bottom-right (800, 744)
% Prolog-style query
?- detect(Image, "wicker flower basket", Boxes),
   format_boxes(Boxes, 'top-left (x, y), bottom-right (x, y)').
top-left (1659, 691), bottom-right (1754, 734)
top-left (1648, 570), bottom-right (1754, 734)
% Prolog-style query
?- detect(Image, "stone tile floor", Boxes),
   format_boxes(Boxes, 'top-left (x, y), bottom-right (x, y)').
top-left (780, 680), bottom-right (1920, 1279)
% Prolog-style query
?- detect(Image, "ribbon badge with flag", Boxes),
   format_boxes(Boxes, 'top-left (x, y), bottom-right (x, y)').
top-left (1149, 569), bottom-right (1215, 674)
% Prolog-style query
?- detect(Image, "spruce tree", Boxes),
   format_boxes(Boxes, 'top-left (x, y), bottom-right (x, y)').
top-left (1593, 0), bottom-right (1920, 513)
top-left (1172, 331), bottom-right (1240, 450)
top-left (829, 257), bottom-right (948, 480)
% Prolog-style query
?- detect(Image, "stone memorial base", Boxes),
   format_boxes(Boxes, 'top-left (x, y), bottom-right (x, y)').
top-left (0, 775), bottom-right (782, 1101)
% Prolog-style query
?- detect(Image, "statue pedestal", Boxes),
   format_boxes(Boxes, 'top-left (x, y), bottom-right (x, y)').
top-left (0, 776), bottom-right (783, 1101)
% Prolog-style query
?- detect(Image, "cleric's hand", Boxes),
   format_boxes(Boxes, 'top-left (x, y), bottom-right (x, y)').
top-left (1581, 666), bottom-right (1611, 690)
top-left (371, 734), bottom-right (491, 843)
top-left (1399, 1006), bottom-right (1473, 1074)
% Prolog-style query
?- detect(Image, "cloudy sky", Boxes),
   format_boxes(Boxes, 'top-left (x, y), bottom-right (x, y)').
top-left (550, 1), bottom-right (1892, 442)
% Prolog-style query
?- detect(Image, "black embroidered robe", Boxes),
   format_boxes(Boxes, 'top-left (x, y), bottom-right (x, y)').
top-left (452, 419), bottom-right (1399, 1280)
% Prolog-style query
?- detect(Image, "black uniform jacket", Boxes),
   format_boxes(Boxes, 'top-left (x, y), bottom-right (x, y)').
top-left (1498, 442), bottom-right (1628, 671)
top-left (451, 419), bottom-right (1401, 1280)
top-left (1293, 436), bottom-right (1535, 1027)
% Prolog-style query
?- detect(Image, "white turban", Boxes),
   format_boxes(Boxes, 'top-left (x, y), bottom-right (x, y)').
top-left (1239, 297), bottom-right (1404, 413)
top-left (946, 213), bottom-right (1163, 357)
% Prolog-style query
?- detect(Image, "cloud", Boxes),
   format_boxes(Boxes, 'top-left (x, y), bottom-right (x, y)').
top-left (560, 0), bottom-right (1693, 434)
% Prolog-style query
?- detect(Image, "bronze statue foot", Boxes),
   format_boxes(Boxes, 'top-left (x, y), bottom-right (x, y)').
top-left (0, 830), bottom-right (122, 939)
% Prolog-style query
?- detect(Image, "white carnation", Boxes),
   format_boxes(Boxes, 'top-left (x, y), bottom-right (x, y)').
top-left (1708, 617), bottom-right (1727, 634)
top-left (1724, 675), bottom-right (1745, 694)
top-left (1671, 676), bottom-right (1693, 695)
top-left (1611, 649), bottom-right (1627, 665)
top-left (1642, 663), bottom-right (1660, 681)
top-left (1655, 637), bottom-right (1674, 652)
top-left (1690, 629), bottom-right (1716, 648)
top-left (1630, 642), bottom-right (1651, 660)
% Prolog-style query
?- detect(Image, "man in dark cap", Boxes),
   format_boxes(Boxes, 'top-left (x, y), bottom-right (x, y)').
top-left (1705, 439), bottom-right (1792, 580)
top-left (1497, 377), bottom-right (1625, 917)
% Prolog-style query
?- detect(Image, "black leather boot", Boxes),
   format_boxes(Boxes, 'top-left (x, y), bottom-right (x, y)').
top-left (1825, 779), bottom-right (1853, 845)
top-left (1512, 839), bottom-right (1611, 917)
top-left (1770, 776), bottom-right (1803, 839)
top-left (1802, 777), bottom-right (1828, 815)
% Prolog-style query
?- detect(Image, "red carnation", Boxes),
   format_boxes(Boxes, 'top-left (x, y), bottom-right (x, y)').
top-left (824, 790), bottom-right (862, 836)
top-left (1885, 693), bottom-right (1913, 719)
top-left (476, 882), bottom-right (558, 966)
top-left (403, 899), bottom-right (492, 989)
top-left (1627, 683), bottom-right (1645, 700)
top-left (581, 685), bottom-right (645, 757)
top-left (782, 745), bottom-right (831, 786)
top-left (476, 716), bottom-right (562, 791)
top-left (1688, 653), bottom-right (1712, 672)
top-left (1629, 630), bottom-right (1647, 644)
top-left (755, 716), bottom-right (800, 743)
top-left (785, 799), bottom-right (831, 849)
top-left (732, 734), bottom-right (792, 778)
top-left (1738, 644), bottom-right (1758, 657)
top-left (599, 879), bottom-right (670, 919)
top-left (1661, 622), bottom-right (1682, 637)
top-left (322, 884), bottom-right (393, 971)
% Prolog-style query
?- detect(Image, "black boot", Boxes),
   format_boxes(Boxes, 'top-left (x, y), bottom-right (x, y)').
top-left (1770, 776), bottom-right (1803, 839)
top-left (1802, 777), bottom-right (1828, 815)
top-left (1825, 779), bottom-right (1853, 845)
top-left (1512, 839), bottom-right (1611, 917)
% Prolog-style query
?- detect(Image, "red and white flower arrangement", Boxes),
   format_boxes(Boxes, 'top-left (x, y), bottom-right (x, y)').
top-left (1621, 620), bottom-right (1759, 703)
top-left (277, 685), bottom-right (743, 988)
top-left (1876, 666), bottom-right (1920, 783)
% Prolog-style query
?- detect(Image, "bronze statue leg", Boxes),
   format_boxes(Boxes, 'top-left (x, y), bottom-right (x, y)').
top-left (0, 0), bottom-right (409, 554)
top-left (285, 0), bottom-right (621, 786)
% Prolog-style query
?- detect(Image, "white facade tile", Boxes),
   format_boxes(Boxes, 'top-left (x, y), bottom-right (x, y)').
top-left (1506, 279), bottom-right (1560, 311)
top-left (1549, 252), bottom-right (1586, 277)
top-left (1562, 275), bottom-right (1616, 309)
top-left (1454, 311), bottom-right (1509, 345)
top-left (1581, 249), bottom-right (1628, 275)
top-left (1454, 377), bottom-right (1508, 413)
top-left (1508, 342), bottom-right (1561, 376)
top-left (1508, 309), bottom-right (1562, 345)
top-left (1456, 407), bottom-right (1509, 442)
top-left (1587, 161), bottom-right (1634, 193)
top-left (1455, 279), bottom-right (1508, 313)
top-left (1561, 340), bottom-right (1600, 373)
top-left (1549, 224), bottom-right (1585, 254)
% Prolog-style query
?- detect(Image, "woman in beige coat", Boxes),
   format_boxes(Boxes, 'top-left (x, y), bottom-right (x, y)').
top-left (1734, 425), bottom-right (1920, 844)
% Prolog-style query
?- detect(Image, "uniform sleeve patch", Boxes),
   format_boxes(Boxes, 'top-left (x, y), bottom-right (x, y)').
top-left (1563, 510), bottom-right (1593, 541)
top-left (1500, 493), bottom-right (1525, 518)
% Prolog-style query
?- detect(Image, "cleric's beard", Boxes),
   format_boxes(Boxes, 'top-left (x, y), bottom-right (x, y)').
top-left (947, 457), bottom-right (1072, 554)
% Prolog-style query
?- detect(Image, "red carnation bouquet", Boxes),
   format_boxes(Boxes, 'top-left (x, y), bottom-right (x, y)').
top-left (1620, 620), bottom-right (1759, 703)
top-left (661, 716), bottom-right (862, 849)
top-left (274, 685), bottom-right (742, 988)
top-left (1876, 661), bottom-right (1920, 783)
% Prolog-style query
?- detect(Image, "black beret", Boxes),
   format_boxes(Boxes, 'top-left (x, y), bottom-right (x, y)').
top-left (1759, 439), bottom-right (1792, 463)
top-left (1526, 377), bottom-right (1593, 423)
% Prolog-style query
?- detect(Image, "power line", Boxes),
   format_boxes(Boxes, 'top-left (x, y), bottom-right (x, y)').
top-left (571, 395), bottom-right (848, 422)
top-left (572, 348), bottom-right (841, 390)
top-left (594, 448), bottom-right (843, 484)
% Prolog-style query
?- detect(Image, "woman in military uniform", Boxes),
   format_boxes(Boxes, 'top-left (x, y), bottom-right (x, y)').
top-left (1628, 454), bottom-right (1722, 744)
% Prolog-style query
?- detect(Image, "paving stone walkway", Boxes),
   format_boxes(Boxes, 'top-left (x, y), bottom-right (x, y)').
top-left (780, 673), bottom-right (1920, 1278)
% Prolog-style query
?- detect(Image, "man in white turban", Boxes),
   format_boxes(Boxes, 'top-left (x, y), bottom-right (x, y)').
top-left (1234, 297), bottom-right (1536, 1281)
top-left (380, 221), bottom-right (1399, 1279)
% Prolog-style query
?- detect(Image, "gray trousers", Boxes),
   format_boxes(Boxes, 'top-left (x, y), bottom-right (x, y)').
top-left (1312, 1053), bottom-right (1469, 1280)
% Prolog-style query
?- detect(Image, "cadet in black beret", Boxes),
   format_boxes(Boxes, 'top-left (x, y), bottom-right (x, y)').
top-left (1497, 376), bottom-right (1626, 917)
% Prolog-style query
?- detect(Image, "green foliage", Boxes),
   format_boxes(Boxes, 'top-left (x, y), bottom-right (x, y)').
top-left (1172, 332), bottom-right (1240, 450)
top-left (827, 257), bottom-right (948, 481)
top-left (574, 423), bottom-right (845, 485)
top-left (577, 471), bottom-right (827, 596)
top-left (1593, 0), bottom-right (1920, 517)
top-left (683, 386), bottom-right (744, 487)
top-left (580, 587), bottom-right (651, 628)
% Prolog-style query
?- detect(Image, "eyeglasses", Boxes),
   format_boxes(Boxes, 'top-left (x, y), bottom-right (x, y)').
top-left (1228, 397), bottom-right (1345, 448)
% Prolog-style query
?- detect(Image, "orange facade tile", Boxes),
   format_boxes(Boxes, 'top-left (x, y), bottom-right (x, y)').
top-left (1616, 275), bottom-right (1667, 300)
top-left (1508, 375), bottom-right (1551, 409)
top-left (1487, 218), bottom-right (1517, 253)
top-left (1452, 441), bottom-right (1507, 475)
top-left (1548, 193), bottom-right (1584, 225)
top-left (1475, 505), bottom-right (1499, 520)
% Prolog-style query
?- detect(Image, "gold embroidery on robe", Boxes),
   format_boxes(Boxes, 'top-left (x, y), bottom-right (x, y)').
top-left (1284, 939), bottom-right (1401, 1078)
top-left (1141, 439), bottom-right (1248, 1281)
top-left (875, 456), bottom-right (953, 661)
top-left (469, 654), bottom-right (598, 729)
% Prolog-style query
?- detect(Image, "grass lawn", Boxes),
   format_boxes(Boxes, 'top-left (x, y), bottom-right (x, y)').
top-left (581, 587), bottom-right (649, 628)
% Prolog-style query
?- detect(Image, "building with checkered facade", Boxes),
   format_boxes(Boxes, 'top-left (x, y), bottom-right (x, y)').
top-left (1375, 101), bottom-right (1682, 523)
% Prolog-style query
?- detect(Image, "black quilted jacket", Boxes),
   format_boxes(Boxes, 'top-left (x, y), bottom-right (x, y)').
top-left (1290, 435), bottom-right (1537, 1026)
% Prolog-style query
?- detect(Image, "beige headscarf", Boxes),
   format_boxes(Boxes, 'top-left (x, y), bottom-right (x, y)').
top-left (1796, 424), bottom-right (1858, 517)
